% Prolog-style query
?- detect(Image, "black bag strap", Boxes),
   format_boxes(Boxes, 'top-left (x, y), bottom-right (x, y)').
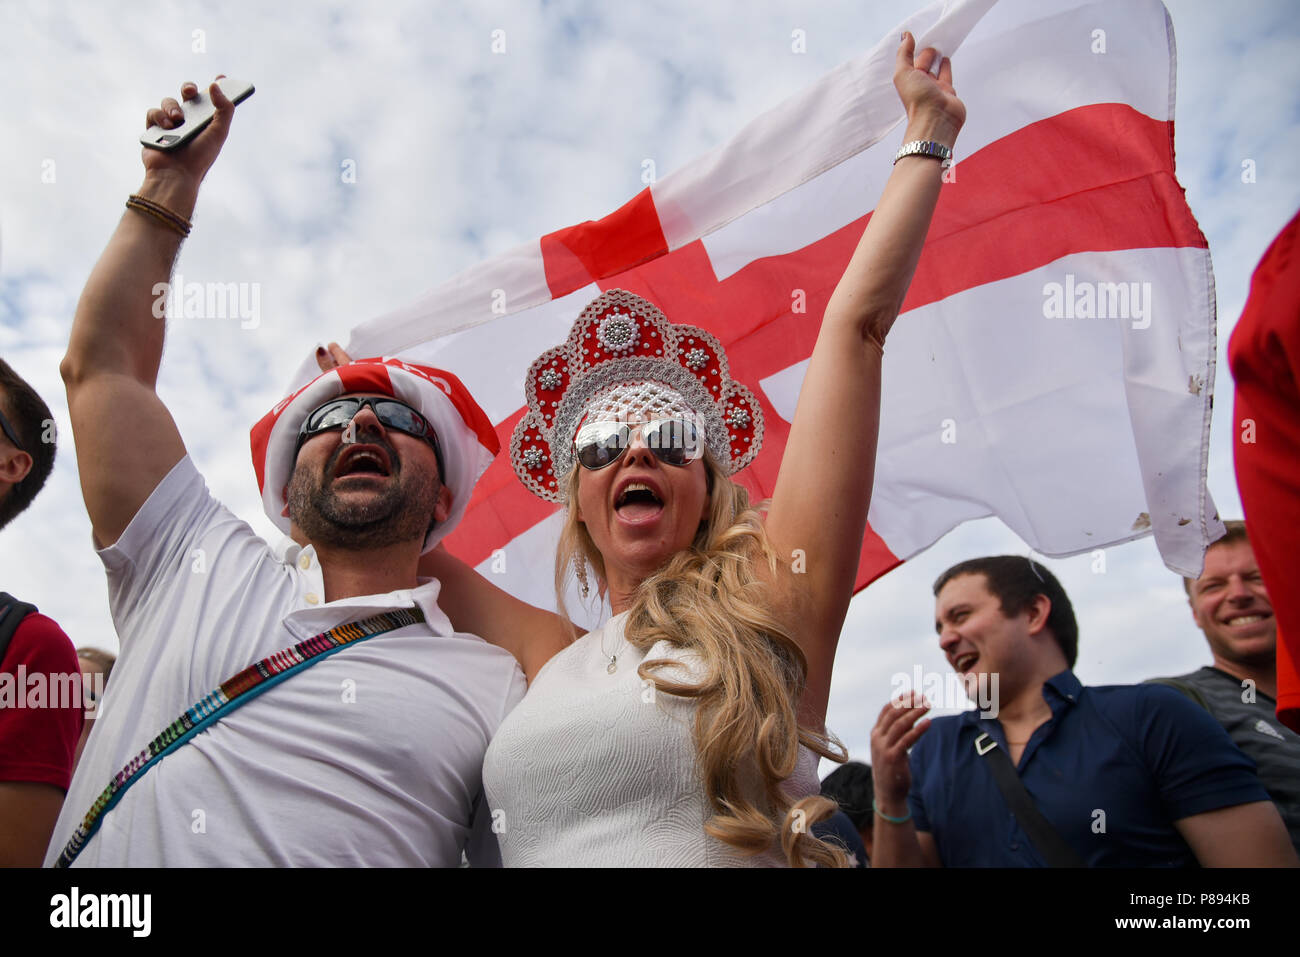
top-left (972, 730), bottom-right (1084, 867)
top-left (0, 592), bottom-right (39, 668)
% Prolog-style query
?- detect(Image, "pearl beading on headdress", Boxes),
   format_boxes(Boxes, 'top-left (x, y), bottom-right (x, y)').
top-left (510, 289), bottom-right (765, 503)
top-left (583, 381), bottom-right (698, 424)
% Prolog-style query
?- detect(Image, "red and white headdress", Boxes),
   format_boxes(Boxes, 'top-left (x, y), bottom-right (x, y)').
top-left (510, 289), bottom-right (764, 502)
top-left (250, 357), bottom-right (498, 552)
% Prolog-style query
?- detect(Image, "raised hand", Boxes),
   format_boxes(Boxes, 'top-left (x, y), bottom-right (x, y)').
top-left (893, 32), bottom-right (965, 146)
top-left (141, 77), bottom-right (237, 189)
top-left (869, 691), bottom-right (932, 817)
top-left (315, 342), bottom-right (354, 373)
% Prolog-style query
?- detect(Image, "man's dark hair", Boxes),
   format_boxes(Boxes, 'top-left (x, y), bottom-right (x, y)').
top-left (820, 761), bottom-right (873, 831)
top-left (1183, 520), bottom-right (1250, 597)
top-left (0, 359), bottom-right (56, 531)
top-left (933, 556), bottom-right (1078, 667)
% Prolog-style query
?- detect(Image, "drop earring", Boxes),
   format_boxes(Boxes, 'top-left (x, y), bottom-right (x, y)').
top-left (576, 557), bottom-right (590, 599)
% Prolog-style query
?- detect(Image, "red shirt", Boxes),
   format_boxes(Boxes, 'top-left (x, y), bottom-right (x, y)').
top-left (0, 612), bottom-right (84, 790)
top-left (1229, 209), bottom-right (1300, 733)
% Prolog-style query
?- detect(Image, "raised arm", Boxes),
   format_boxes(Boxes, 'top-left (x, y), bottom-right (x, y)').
top-left (763, 34), bottom-right (965, 723)
top-left (60, 79), bottom-right (237, 547)
top-left (419, 546), bottom-right (574, 681)
top-left (868, 694), bottom-right (943, 867)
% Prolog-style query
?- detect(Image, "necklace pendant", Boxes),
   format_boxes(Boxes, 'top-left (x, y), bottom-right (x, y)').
top-left (606, 656), bottom-right (617, 674)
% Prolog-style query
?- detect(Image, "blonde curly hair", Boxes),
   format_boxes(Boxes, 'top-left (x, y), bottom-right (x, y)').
top-left (555, 453), bottom-right (849, 867)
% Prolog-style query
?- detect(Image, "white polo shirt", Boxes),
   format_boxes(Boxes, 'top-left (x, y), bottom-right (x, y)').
top-left (45, 456), bottom-right (526, 867)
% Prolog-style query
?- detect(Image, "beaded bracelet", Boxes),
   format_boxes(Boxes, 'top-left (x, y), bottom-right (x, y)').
top-left (126, 194), bottom-right (192, 237)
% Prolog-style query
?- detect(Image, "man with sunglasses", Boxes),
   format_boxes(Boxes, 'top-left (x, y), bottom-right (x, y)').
top-left (0, 359), bottom-right (85, 865)
top-left (50, 78), bottom-right (525, 867)
top-left (286, 393), bottom-right (448, 552)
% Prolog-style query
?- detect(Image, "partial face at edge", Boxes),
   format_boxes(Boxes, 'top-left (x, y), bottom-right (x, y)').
top-left (1190, 540), bottom-right (1275, 670)
top-left (0, 391), bottom-right (33, 505)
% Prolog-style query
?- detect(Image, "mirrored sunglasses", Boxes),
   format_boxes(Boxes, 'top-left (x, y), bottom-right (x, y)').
top-left (296, 396), bottom-right (444, 475)
top-left (573, 417), bottom-right (704, 470)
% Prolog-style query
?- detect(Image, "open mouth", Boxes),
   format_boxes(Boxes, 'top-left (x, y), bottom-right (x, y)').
top-left (333, 446), bottom-right (392, 480)
top-left (615, 482), bottom-right (664, 521)
top-left (954, 653), bottom-right (979, 674)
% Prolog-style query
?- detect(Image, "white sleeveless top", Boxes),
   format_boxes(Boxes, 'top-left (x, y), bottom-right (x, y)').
top-left (482, 612), bottom-right (820, 866)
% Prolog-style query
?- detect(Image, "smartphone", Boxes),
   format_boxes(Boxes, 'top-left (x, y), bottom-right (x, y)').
top-left (140, 77), bottom-right (255, 151)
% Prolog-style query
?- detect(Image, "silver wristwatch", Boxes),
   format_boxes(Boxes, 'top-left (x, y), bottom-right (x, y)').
top-left (893, 140), bottom-right (954, 168)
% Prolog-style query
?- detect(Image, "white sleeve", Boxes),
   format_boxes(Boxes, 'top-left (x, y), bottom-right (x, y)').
top-left (95, 455), bottom-right (285, 680)
top-left (97, 456), bottom-right (225, 620)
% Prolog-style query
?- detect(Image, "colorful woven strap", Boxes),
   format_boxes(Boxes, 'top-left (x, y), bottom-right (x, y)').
top-left (54, 606), bottom-right (424, 868)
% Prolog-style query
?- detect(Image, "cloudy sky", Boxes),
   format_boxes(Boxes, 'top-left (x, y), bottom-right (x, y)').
top-left (2, 0), bottom-right (1298, 773)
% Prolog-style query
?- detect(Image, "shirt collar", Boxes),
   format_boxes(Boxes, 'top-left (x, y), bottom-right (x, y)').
top-left (958, 669), bottom-right (1082, 729)
top-left (1043, 669), bottom-right (1082, 708)
top-left (279, 544), bottom-right (455, 640)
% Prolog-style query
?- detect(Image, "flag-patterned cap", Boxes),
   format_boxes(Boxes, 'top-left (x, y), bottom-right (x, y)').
top-left (251, 357), bottom-right (499, 552)
top-left (510, 289), bottom-right (764, 502)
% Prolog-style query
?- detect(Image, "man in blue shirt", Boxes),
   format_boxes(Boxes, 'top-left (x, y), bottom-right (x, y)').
top-left (870, 556), bottom-right (1296, 867)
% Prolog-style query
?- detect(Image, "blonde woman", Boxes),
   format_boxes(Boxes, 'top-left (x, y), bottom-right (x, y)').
top-left (323, 34), bottom-right (963, 866)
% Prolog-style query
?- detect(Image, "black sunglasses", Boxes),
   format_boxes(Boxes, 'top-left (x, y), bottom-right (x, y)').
top-left (0, 408), bottom-right (25, 452)
top-left (296, 396), bottom-right (444, 477)
top-left (573, 417), bottom-right (704, 470)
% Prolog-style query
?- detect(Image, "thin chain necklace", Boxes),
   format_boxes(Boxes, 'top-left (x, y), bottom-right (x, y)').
top-left (599, 620), bottom-right (625, 674)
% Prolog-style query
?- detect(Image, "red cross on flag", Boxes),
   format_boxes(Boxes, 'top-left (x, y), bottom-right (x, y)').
top-left (283, 0), bottom-right (1222, 624)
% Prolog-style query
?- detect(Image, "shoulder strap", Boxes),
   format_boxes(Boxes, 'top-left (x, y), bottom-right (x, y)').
top-left (54, 605), bottom-right (425, 868)
top-left (0, 592), bottom-right (39, 667)
top-left (972, 731), bottom-right (1084, 868)
top-left (1147, 676), bottom-right (1211, 711)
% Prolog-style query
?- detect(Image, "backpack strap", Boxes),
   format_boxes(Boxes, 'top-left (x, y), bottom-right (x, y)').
top-left (0, 592), bottom-right (39, 668)
top-left (1147, 677), bottom-right (1211, 712)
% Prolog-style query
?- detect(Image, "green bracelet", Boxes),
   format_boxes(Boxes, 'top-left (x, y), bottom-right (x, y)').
top-left (873, 798), bottom-right (912, 824)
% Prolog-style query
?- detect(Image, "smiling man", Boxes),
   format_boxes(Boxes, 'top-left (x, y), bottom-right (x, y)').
top-left (47, 79), bottom-right (524, 867)
top-left (870, 555), bottom-right (1297, 868)
top-left (1148, 521), bottom-right (1300, 853)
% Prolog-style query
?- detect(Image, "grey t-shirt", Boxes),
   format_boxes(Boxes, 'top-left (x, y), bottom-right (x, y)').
top-left (1150, 666), bottom-right (1300, 853)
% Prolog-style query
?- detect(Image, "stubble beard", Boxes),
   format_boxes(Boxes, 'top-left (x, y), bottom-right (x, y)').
top-left (288, 443), bottom-right (438, 551)
top-left (1214, 633), bottom-right (1277, 672)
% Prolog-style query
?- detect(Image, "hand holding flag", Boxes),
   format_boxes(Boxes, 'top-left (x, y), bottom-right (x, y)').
top-left (894, 32), bottom-right (965, 143)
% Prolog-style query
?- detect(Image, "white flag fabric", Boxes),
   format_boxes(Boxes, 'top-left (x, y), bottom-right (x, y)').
top-left (282, 0), bottom-right (1221, 625)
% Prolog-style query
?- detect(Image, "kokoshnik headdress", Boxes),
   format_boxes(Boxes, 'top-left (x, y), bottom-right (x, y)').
top-left (510, 289), bottom-right (765, 503)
